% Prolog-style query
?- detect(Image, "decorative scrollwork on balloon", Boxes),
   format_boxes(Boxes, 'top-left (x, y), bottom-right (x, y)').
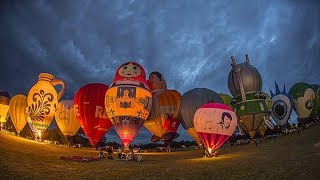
top-left (28, 90), bottom-right (54, 121)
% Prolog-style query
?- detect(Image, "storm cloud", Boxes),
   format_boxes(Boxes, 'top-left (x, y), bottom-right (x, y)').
top-left (1, 0), bottom-right (319, 142)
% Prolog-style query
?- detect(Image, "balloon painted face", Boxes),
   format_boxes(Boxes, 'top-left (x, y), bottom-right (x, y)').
top-left (220, 112), bottom-right (232, 129)
top-left (147, 72), bottom-right (167, 91)
top-left (119, 63), bottom-right (142, 78)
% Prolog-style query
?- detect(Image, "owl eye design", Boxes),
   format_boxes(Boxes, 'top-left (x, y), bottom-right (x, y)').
top-left (270, 82), bottom-right (293, 126)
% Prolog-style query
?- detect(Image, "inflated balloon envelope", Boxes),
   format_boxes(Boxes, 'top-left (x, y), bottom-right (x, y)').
top-left (105, 62), bottom-right (152, 147)
top-left (55, 100), bottom-right (80, 137)
top-left (74, 83), bottom-right (113, 147)
top-left (26, 73), bottom-right (66, 132)
top-left (194, 103), bottom-right (237, 154)
top-left (0, 90), bottom-right (10, 124)
top-left (9, 94), bottom-right (28, 134)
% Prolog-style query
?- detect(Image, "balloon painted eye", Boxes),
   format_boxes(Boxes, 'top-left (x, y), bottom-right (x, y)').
top-left (133, 66), bottom-right (137, 70)
top-left (271, 94), bottom-right (292, 126)
top-left (123, 66), bottom-right (127, 70)
top-left (272, 100), bottom-right (287, 119)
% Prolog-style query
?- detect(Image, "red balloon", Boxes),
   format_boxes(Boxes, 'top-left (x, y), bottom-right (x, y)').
top-left (74, 83), bottom-right (113, 146)
top-left (194, 103), bottom-right (237, 155)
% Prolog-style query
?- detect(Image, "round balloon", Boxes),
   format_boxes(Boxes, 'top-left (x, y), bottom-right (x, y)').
top-left (194, 103), bottom-right (237, 154)
top-left (74, 83), bottom-right (113, 146)
top-left (180, 88), bottom-right (223, 145)
top-left (55, 100), bottom-right (80, 137)
top-left (9, 94), bottom-right (28, 134)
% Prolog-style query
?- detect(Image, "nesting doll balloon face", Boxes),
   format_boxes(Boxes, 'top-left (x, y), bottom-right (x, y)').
top-left (113, 62), bottom-right (147, 84)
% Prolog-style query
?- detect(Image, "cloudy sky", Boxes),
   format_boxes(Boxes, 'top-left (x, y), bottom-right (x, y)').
top-left (1, 0), bottom-right (319, 144)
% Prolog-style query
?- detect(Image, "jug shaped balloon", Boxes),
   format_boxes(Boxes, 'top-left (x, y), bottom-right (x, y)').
top-left (27, 73), bottom-right (66, 132)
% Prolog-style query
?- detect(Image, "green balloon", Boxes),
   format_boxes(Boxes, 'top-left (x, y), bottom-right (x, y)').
top-left (218, 93), bottom-right (233, 108)
top-left (289, 82), bottom-right (315, 121)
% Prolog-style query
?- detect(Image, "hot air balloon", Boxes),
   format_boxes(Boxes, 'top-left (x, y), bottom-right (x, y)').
top-left (55, 100), bottom-right (80, 137)
top-left (227, 54), bottom-right (269, 139)
top-left (105, 62), bottom-right (152, 147)
top-left (218, 93), bottom-right (233, 108)
top-left (144, 71), bottom-right (181, 143)
top-left (180, 88), bottom-right (223, 146)
top-left (74, 83), bottom-right (113, 147)
top-left (8, 94), bottom-right (29, 134)
top-left (289, 82), bottom-right (315, 124)
top-left (310, 84), bottom-right (320, 121)
top-left (26, 73), bottom-right (66, 138)
top-left (194, 103), bottom-right (237, 157)
top-left (270, 82), bottom-right (293, 127)
top-left (0, 90), bottom-right (10, 130)
top-left (257, 92), bottom-right (275, 136)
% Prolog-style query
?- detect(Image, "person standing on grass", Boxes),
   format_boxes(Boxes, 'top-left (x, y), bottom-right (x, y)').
top-left (107, 146), bottom-right (113, 159)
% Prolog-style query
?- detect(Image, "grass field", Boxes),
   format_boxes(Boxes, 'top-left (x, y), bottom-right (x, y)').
top-left (1, 124), bottom-right (320, 179)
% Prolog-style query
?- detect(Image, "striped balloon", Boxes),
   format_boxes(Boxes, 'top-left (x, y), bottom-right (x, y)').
top-left (194, 103), bottom-right (237, 154)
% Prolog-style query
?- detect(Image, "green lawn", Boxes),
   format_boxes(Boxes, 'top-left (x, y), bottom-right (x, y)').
top-left (1, 124), bottom-right (320, 179)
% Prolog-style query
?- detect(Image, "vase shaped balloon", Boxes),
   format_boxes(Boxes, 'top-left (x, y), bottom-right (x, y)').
top-left (26, 73), bottom-right (66, 141)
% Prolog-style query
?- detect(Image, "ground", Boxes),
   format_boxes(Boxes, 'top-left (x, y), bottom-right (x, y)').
top-left (0, 124), bottom-right (320, 179)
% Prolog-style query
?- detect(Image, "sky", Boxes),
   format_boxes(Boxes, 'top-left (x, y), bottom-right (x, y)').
top-left (1, 0), bottom-right (319, 144)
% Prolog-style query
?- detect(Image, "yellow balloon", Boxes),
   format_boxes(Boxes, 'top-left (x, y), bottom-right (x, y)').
top-left (9, 94), bottom-right (28, 134)
top-left (186, 127), bottom-right (203, 146)
top-left (144, 90), bottom-right (181, 138)
top-left (27, 73), bottom-right (66, 131)
top-left (55, 100), bottom-right (80, 136)
top-left (0, 95), bottom-right (10, 123)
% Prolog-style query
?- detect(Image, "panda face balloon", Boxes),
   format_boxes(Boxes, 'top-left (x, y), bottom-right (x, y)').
top-left (270, 82), bottom-right (293, 126)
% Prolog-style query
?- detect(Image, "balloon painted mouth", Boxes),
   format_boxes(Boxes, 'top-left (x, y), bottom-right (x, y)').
top-left (126, 74), bottom-right (132, 76)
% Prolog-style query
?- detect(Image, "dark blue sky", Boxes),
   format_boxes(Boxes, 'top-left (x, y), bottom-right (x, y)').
top-left (1, 0), bottom-right (319, 144)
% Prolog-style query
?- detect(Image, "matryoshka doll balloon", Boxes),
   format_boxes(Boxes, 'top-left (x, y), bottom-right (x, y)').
top-left (105, 62), bottom-right (152, 147)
